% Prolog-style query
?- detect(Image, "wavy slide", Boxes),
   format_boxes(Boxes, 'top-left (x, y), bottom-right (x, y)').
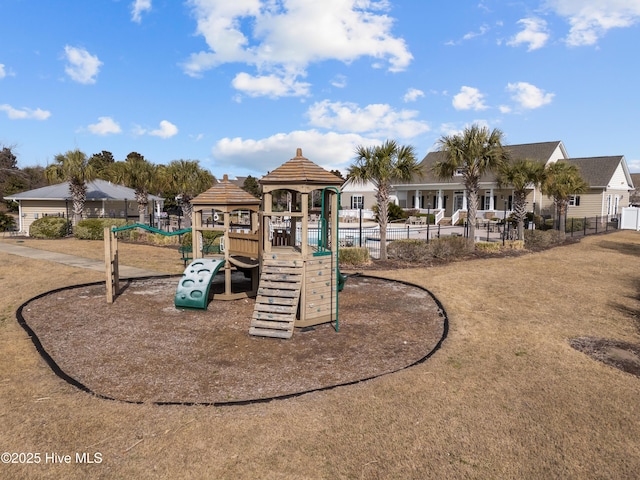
top-left (174, 258), bottom-right (226, 309)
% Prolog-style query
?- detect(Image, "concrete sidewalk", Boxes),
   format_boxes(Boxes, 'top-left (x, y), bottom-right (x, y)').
top-left (0, 241), bottom-right (164, 278)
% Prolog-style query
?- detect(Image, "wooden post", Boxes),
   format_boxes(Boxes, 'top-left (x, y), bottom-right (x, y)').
top-left (104, 226), bottom-right (119, 303)
top-left (105, 227), bottom-right (114, 303)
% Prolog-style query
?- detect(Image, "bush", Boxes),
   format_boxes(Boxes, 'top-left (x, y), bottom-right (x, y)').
top-left (524, 229), bottom-right (565, 249)
top-left (339, 247), bottom-right (371, 266)
top-left (388, 235), bottom-right (471, 262)
top-left (565, 217), bottom-right (589, 233)
top-left (0, 212), bottom-right (16, 232)
top-left (74, 218), bottom-right (128, 240)
top-left (181, 230), bottom-right (223, 248)
top-left (475, 241), bottom-right (502, 252)
top-left (373, 202), bottom-right (407, 222)
top-left (29, 216), bottom-right (69, 238)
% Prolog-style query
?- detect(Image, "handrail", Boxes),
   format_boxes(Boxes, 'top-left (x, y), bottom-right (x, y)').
top-left (111, 223), bottom-right (191, 236)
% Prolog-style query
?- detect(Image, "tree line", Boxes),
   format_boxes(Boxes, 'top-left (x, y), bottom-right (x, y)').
top-left (0, 146), bottom-right (263, 227)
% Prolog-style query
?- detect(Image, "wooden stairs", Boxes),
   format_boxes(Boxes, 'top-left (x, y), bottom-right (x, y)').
top-left (249, 258), bottom-right (303, 339)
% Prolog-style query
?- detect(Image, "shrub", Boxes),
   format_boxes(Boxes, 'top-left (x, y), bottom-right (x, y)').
top-left (388, 239), bottom-right (430, 262)
top-left (475, 241), bottom-right (502, 252)
top-left (388, 235), bottom-right (471, 262)
top-left (339, 247), bottom-right (371, 266)
top-left (181, 230), bottom-right (223, 248)
top-left (373, 202), bottom-right (407, 222)
top-left (524, 229), bottom-right (565, 249)
top-left (29, 216), bottom-right (69, 238)
top-left (74, 218), bottom-right (128, 240)
top-left (0, 212), bottom-right (16, 232)
top-left (565, 217), bottom-right (589, 233)
top-left (428, 235), bottom-right (471, 258)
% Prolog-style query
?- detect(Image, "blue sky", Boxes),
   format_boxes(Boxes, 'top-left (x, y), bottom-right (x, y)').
top-left (2, 0), bottom-right (640, 178)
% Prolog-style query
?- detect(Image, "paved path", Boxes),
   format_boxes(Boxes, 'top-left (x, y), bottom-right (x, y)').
top-left (0, 241), bottom-right (164, 278)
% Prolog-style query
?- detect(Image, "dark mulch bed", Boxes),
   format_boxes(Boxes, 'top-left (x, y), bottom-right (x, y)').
top-left (20, 275), bottom-right (446, 404)
top-left (569, 337), bottom-right (640, 379)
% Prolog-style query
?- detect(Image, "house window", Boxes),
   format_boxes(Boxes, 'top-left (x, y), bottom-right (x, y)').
top-left (351, 195), bottom-right (364, 209)
top-left (454, 168), bottom-right (464, 176)
top-left (569, 195), bottom-right (581, 206)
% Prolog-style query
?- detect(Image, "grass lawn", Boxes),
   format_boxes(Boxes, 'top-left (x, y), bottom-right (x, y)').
top-left (1, 231), bottom-right (639, 479)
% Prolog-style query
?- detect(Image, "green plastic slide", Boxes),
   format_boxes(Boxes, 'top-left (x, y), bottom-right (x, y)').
top-left (174, 258), bottom-right (225, 309)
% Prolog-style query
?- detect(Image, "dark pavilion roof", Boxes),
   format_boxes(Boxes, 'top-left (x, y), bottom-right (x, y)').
top-left (191, 174), bottom-right (261, 206)
top-left (260, 148), bottom-right (344, 186)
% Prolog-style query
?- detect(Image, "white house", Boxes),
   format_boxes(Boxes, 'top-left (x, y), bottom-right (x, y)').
top-left (6, 179), bottom-right (164, 234)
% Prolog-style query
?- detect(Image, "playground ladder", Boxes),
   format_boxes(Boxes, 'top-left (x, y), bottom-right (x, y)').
top-left (249, 258), bottom-right (303, 338)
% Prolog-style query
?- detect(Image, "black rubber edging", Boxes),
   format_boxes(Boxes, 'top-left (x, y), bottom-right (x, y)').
top-left (15, 273), bottom-right (449, 407)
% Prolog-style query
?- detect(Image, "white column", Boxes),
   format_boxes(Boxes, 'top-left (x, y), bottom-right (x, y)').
top-left (489, 188), bottom-right (494, 210)
top-left (414, 189), bottom-right (420, 209)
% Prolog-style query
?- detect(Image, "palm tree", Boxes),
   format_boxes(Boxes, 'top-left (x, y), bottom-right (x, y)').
top-left (348, 140), bottom-right (421, 260)
top-left (108, 152), bottom-right (157, 224)
top-left (45, 149), bottom-right (95, 226)
top-left (163, 160), bottom-right (215, 220)
top-left (433, 124), bottom-right (508, 244)
top-left (541, 161), bottom-right (588, 234)
top-left (497, 159), bottom-right (546, 240)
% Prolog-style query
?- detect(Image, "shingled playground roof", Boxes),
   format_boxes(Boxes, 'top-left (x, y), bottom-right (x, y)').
top-left (191, 174), bottom-right (261, 206)
top-left (259, 148), bottom-right (344, 186)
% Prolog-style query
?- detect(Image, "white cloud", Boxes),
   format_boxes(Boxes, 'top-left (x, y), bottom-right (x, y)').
top-left (506, 82), bottom-right (554, 109)
top-left (446, 24), bottom-right (489, 45)
top-left (212, 129), bottom-right (379, 175)
top-left (499, 105), bottom-right (512, 114)
top-left (306, 100), bottom-right (429, 139)
top-left (63, 45), bottom-right (102, 84)
top-left (131, 0), bottom-right (152, 23)
top-left (150, 120), bottom-right (178, 138)
top-left (0, 64), bottom-right (5, 79)
top-left (331, 74), bottom-right (347, 88)
top-left (231, 72), bottom-right (311, 98)
top-left (87, 116), bottom-right (122, 135)
top-left (0, 104), bottom-right (51, 120)
top-left (183, 0), bottom-right (412, 97)
top-left (545, 0), bottom-right (640, 46)
top-left (403, 88), bottom-right (425, 103)
top-left (452, 86), bottom-right (488, 111)
top-left (507, 17), bottom-right (550, 51)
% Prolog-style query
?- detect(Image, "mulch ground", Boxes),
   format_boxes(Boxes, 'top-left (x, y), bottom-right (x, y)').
top-left (20, 275), bottom-right (446, 404)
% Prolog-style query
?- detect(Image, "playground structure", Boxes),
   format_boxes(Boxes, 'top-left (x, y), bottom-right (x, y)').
top-left (176, 174), bottom-right (262, 307)
top-left (251, 148), bottom-right (344, 338)
top-left (104, 148), bottom-right (345, 339)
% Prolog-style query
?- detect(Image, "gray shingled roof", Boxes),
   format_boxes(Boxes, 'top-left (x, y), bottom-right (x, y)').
top-left (5, 179), bottom-right (163, 201)
top-left (566, 156), bottom-right (626, 188)
top-left (408, 141), bottom-right (565, 184)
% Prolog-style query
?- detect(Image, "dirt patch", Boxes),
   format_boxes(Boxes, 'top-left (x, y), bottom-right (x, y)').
top-left (19, 275), bottom-right (446, 404)
top-left (569, 337), bottom-right (640, 378)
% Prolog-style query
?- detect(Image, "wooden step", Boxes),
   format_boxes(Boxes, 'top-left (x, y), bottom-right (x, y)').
top-left (249, 259), bottom-right (303, 339)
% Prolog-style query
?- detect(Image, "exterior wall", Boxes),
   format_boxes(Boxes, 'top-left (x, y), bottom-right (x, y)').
top-left (17, 199), bottom-right (142, 235)
top-left (609, 163), bottom-right (631, 190)
top-left (340, 179), bottom-right (378, 210)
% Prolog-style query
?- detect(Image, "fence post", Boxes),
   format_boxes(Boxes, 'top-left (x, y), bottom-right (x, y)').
top-left (584, 217), bottom-right (587, 236)
top-left (407, 225), bottom-right (410, 239)
top-left (595, 216), bottom-right (598, 234)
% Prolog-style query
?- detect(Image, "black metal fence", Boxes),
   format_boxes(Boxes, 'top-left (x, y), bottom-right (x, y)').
top-left (332, 214), bottom-right (622, 260)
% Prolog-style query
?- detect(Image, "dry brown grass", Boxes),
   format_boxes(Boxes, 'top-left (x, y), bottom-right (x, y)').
top-left (1, 232), bottom-right (640, 479)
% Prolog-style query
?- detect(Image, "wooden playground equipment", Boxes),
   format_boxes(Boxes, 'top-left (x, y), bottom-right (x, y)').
top-left (250, 148), bottom-right (344, 338)
top-left (105, 148), bottom-right (345, 339)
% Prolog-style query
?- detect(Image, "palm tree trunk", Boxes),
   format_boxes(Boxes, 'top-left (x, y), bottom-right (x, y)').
top-left (377, 188), bottom-right (390, 261)
top-left (466, 180), bottom-right (479, 246)
top-left (513, 191), bottom-right (527, 240)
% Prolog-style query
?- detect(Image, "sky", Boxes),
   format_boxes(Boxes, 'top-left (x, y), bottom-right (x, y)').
top-left (2, 0), bottom-right (640, 178)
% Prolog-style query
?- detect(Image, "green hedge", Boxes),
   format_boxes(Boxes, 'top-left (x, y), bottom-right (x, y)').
top-left (75, 218), bottom-right (129, 240)
top-left (29, 216), bottom-right (69, 238)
